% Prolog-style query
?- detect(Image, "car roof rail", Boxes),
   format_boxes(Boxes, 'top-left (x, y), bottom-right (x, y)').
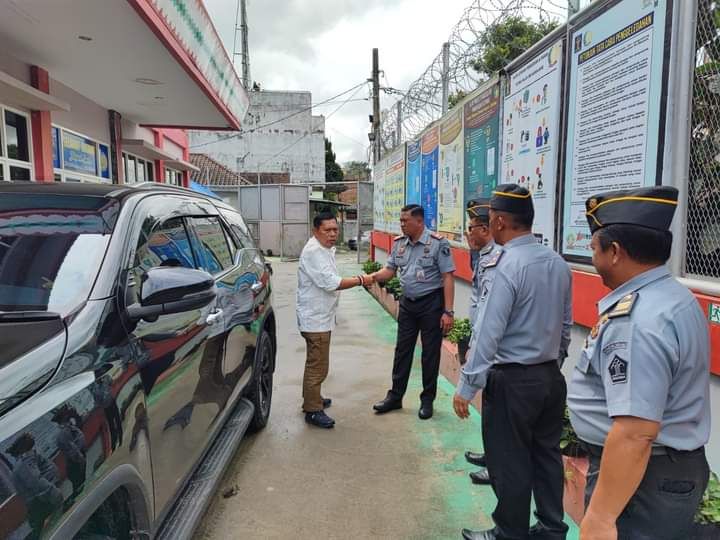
top-left (130, 182), bottom-right (191, 193)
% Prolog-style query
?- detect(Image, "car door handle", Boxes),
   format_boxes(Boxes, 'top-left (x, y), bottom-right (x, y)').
top-left (251, 282), bottom-right (265, 294)
top-left (205, 309), bottom-right (224, 326)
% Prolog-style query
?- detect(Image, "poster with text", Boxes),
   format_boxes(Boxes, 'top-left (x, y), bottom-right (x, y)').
top-left (438, 108), bottom-right (465, 240)
top-left (384, 146), bottom-right (406, 235)
top-left (562, 0), bottom-right (668, 257)
top-left (372, 158), bottom-right (386, 232)
top-left (464, 82), bottom-right (500, 211)
top-left (406, 139), bottom-right (422, 205)
top-left (501, 40), bottom-right (564, 247)
top-left (421, 126), bottom-right (440, 231)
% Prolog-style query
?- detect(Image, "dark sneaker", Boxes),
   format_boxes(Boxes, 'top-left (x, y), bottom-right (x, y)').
top-left (305, 410), bottom-right (335, 429)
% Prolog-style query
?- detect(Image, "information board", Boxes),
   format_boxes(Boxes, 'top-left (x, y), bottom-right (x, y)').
top-left (562, 0), bottom-right (669, 257)
top-left (464, 82), bottom-right (500, 209)
top-left (405, 139), bottom-right (422, 205)
top-left (372, 158), bottom-right (386, 232)
top-left (421, 126), bottom-right (440, 231)
top-left (501, 40), bottom-right (564, 247)
top-left (384, 146), bottom-right (406, 235)
top-left (438, 108), bottom-right (464, 240)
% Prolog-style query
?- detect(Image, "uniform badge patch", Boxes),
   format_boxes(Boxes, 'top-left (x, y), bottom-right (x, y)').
top-left (442, 246), bottom-right (451, 256)
top-left (608, 355), bottom-right (628, 384)
top-left (590, 314), bottom-right (609, 339)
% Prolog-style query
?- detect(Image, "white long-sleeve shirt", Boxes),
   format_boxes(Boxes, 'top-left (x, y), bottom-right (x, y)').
top-left (296, 236), bottom-right (342, 332)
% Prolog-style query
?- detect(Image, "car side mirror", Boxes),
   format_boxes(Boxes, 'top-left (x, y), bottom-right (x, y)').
top-left (127, 267), bottom-right (216, 322)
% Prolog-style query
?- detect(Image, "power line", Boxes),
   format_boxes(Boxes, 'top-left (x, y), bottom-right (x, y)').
top-left (189, 81), bottom-right (368, 149)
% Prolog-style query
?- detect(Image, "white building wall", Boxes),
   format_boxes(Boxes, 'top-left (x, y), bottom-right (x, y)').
top-left (52, 80), bottom-right (110, 144)
top-left (189, 90), bottom-right (325, 184)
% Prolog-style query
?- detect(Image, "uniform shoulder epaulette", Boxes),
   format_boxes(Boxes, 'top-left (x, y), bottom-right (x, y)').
top-left (479, 243), bottom-right (494, 256)
top-left (430, 232), bottom-right (443, 240)
top-left (393, 235), bottom-right (404, 241)
top-left (481, 247), bottom-right (504, 269)
top-left (607, 292), bottom-right (637, 319)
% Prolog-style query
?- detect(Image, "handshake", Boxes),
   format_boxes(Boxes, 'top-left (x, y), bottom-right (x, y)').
top-left (355, 273), bottom-right (376, 287)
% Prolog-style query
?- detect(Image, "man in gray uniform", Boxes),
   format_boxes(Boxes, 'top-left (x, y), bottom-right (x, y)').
top-left (463, 199), bottom-right (496, 485)
top-left (454, 184), bottom-right (572, 540)
top-left (568, 186), bottom-right (710, 539)
top-left (370, 204), bottom-right (456, 420)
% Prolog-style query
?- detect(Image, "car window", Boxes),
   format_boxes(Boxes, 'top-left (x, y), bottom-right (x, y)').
top-left (219, 209), bottom-right (254, 249)
top-left (187, 217), bottom-right (233, 275)
top-left (134, 218), bottom-right (196, 272)
top-left (0, 194), bottom-right (118, 316)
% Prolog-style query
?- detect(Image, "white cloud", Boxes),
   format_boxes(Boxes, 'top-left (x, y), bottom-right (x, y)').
top-left (203, 0), bottom-right (470, 164)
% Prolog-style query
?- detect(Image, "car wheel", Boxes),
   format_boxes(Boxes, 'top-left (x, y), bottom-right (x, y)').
top-left (248, 330), bottom-right (274, 432)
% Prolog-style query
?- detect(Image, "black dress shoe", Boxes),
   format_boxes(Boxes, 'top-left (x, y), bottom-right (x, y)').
top-left (465, 451), bottom-right (486, 467)
top-left (469, 469), bottom-right (491, 485)
top-left (373, 397), bottom-right (402, 414)
top-left (305, 410), bottom-right (335, 428)
top-left (418, 403), bottom-right (433, 420)
top-left (461, 527), bottom-right (499, 540)
top-left (528, 521), bottom-right (569, 538)
top-left (322, 398), bottom-right (332, 409)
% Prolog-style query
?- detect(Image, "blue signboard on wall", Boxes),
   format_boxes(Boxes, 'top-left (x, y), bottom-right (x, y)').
top-left (405, 139), bottom-right (422, 205)
top-left (98, 144), bottom-right (110, 180)
top-left (62, 131), bottom-right (97, 176)
top-left (420, 127), bottom-right (439, 231)
top-left (51, 127), bottom-right (61, 169)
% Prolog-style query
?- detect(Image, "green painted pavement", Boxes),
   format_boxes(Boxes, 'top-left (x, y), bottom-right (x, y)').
top-left (340, 260), bottom-right (580, 540)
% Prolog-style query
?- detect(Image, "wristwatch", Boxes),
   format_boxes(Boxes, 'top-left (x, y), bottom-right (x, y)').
top-left (443, 310), bottom-right (455, 317)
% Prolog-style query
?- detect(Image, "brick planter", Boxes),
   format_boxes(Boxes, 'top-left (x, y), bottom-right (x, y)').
top-left (367, 283), bottom-right (399, 320)
top-left (562, 455), bottom-right (588, 525)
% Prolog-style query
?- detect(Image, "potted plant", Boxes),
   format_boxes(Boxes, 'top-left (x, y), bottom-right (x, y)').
top-left (362, 259), bottom-right (382, 275)
top-left (692, 473), bottom-right (720, 539)
top-left (386, 277), bottom-right (402, 301)
top-left (560, 406), bottom-right (587, 458)
top-left (447, 318), bottom-right (472, 364)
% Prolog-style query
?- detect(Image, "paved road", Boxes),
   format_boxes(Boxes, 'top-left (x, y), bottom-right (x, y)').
top-left (195, 252), bottom-right (579, 540)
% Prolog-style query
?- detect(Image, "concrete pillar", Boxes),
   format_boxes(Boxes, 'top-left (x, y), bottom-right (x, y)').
top-left (30, 66), bottom-right (53, 182)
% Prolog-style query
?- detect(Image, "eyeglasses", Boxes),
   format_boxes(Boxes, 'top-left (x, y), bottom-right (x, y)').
top-left (467, 223), bottom-right (487, 232)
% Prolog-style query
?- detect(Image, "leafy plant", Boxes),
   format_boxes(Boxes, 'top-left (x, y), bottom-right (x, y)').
top-left (362, 260), bottom-right (382, 275)
top-left (560, 406), bottom-right (584, 457)
top-left (447, 318), bottom-right (472, 344)
top-left (696, 473), bottom-right (720, 525)
top-left (385, 277), bottom-right (402, 297)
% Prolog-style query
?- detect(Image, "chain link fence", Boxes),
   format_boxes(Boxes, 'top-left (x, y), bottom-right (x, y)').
top-left (686, 1), bottom-right (720, 280)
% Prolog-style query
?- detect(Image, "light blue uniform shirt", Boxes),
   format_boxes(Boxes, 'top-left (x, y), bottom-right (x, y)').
top-left (568, 266), bottom-right (711, 450)
top-left (469, 241), bottom-right (496, 325)
top-left (386, 228), bottom-right (456, 300)
top-left (457, 233), bottom-right (572, 401)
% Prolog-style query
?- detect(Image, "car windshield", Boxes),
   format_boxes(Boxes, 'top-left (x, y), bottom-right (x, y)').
top-left (0, 193), bottom-right (119, 317)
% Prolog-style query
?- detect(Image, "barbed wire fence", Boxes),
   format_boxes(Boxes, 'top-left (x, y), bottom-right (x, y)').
top-left (378, 0), bottom-right (569, 154)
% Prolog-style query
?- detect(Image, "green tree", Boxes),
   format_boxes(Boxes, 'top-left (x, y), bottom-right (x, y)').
top-left (448, 90), bottom-right (468, 110)
top-left (472, 17), bottom-right (559, 77)
top-left (343, 160), bottom-right (371, 181)
top-left (325, 138), bottom-right (344, 183)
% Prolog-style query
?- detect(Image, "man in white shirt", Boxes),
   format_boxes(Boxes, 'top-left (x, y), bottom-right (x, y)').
top-left (297, 212), bottom-right (372, 428)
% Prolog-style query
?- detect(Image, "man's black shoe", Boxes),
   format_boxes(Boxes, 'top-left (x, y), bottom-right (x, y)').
top-left (418, 403), bottom-right (433, 420)
top-left (322, 398), bottom-right (332, 409)
top-left (373, 397), bottom-right (402, 414)
top-left (461, 527), bottom-right (499, 540)
top-left (469, 469), bottom-right (491, 485)
top-left (465, 451), bottom-right (486, 467)
top-left (528, 521), bottom-right (568, 539)
top-left (305, 410), bottom-right (335, 428)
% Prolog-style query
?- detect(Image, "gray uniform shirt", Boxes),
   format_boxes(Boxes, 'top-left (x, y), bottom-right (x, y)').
top-left (386, 228), bottom-right (456, 300)
top-left (469, 241), bottom-right (496, 325)
top-left (568, 266), bottom-right (711, 450)
top-left (457, 234), bottom-right (572, 401)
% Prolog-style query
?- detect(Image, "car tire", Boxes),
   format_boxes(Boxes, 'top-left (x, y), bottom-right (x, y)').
top-left (248, 330), bottom-right (274, 432)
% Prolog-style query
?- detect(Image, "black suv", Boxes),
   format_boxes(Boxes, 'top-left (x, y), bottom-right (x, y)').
top-left (0, 182), bottom-right (276, 540)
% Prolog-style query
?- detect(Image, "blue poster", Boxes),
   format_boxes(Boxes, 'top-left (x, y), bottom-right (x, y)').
top-left (405, 139), bottom-right (422, 205)
top-left (99, 144), bottom-right (110, 180)
top-left (62, 131), bottom-right (97, 176)
top-left (51, 127), bottom-right (60, 169)
top-left (463, 83), bottom-right (500, 205)
top-left (420, 127), bottom-right (439, 230)
top-left (562, 0), bottom-right (668, 257)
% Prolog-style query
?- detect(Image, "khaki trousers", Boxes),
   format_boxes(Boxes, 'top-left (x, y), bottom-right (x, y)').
top-left (301, 331), bottom-right (331, 412)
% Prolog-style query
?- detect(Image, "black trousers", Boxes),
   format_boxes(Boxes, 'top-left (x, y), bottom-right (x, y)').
top-left (388, 288), bottom-right (444, 404)
top-left (482, 361), bottom-right (568, 540)
top-left (584, 444), bottom-right (709, 540)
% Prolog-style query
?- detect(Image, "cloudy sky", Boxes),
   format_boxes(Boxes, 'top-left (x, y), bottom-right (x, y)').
top-left (203, 0), bottom-right (471, 165)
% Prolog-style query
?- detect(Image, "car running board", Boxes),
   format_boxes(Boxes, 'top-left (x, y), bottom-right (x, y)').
top-left (156, 398), bottom-right (255, 540)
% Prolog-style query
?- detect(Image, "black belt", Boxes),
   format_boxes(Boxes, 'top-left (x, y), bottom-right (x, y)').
top-left (490, 359), bottom-right (558, 370)
top-left (403, 288), bottom-right (443, 302)
top-left (581, 441), bottom-right (704, 459)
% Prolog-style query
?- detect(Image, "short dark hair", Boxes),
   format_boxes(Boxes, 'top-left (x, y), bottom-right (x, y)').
top-left (596, 224), bottom-right (672, 265)
top-left (470, 214), bottom-right (489, 226)
top-left (496, 210), bottom-right (534, 230)
top-left (401, 204), bottom-right (424, 218)
top-left (313, 212), bottom-right (337, 229)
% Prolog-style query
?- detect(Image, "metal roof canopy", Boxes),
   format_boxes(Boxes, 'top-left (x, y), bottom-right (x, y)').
top-left (0, 0), bottom-right (248, 129)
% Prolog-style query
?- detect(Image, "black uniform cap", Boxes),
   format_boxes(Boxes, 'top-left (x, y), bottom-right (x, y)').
top-left (585, 186), bottom-right (679, 234)
top-left (490, 184), bottom-right (534, 215)
top-left (467, 198), bottom-right (491, 220)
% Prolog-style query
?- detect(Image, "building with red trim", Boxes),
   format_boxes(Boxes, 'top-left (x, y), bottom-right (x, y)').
top-left (0, 0), bottom-right (248, 187)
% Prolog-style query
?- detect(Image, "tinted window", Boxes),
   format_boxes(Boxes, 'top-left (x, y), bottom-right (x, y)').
top-left (188, 217), bottom-right (233, 274)
top-left (0, 194), bottom-right (118, 316)
top-left (134, 218), bottom-right (196, 272)
top-left (219, 209), bottom-right (254, 249)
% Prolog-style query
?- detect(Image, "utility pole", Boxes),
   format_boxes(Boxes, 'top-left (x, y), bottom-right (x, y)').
top-left (233, 0), bottom-right (251, 89)
top-left (371, 48), bottom-right (381, 165)
top-left (395, 99), bottom-right (403, 148)
top-left (441, 42), bottom-right (450, 115)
